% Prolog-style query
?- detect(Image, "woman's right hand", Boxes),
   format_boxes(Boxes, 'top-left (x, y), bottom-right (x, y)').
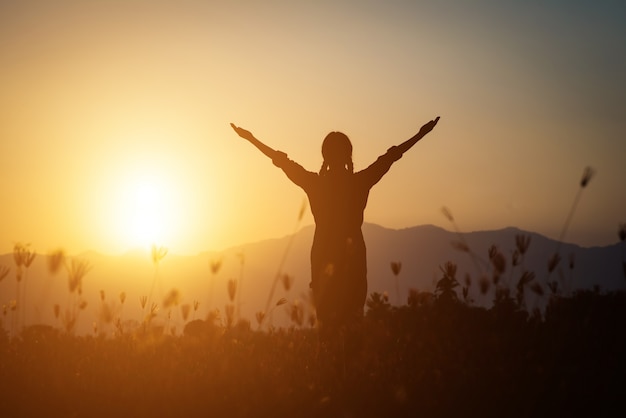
top-left (230, 123), bottom-right (255, 141)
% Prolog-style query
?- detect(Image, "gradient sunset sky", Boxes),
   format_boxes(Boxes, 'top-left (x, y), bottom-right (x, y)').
top-left (1, 0), bottom-right (624, 255)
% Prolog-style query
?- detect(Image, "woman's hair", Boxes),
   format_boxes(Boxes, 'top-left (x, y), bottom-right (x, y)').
top-left (319, 131), bottom-right (354, 175)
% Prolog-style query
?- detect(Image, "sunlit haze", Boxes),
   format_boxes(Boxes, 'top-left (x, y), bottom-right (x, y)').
top-left (1, 0), bottom-right (625, 255)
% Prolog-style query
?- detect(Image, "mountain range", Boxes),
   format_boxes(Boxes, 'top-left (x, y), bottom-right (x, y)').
top-left (1, 223), bottom-right (624, 334)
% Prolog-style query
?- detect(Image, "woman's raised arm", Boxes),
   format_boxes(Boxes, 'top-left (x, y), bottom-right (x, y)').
top-left (230, 123), bottom-right (282, 160)
top-left (392, 116), bottom-right (440, 156)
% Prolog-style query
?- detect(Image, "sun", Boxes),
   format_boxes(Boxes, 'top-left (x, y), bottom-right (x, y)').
top-left (110, 171), bottom-right (183, 251)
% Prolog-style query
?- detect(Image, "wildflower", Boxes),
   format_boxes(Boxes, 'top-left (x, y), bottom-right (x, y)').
top-left (139, 295), bottom-right (148, 310)
top-left (227, 279), bottom-right (237, 302)
top-left (0, 265), bottom-right (9, 282)
top-left (290, 301), bottom-right (304, 327)
top-left (515, 234), bottom-right (531, 255)
top-left (547, 253), bottom-right (561, 273)
top-left (529, 281), bottom-right (544, 296)
top-left (517, 270), bottom-right (536, 290)
top-left (210, 258), bottom-right (222, 275)
top-left (67, 259), bottom-right (92, 294)
top-left (441, 206), bottom-right (454, 222)
top-left (151, 245), bottom-right (168, 265)
top-left (181, 304), bottom-right (191, 322)
top-left (225, 304), bottom-right (235, 327)
top-left (479, 276), bottom-right (490, 295)
top-left (255, 311), bottom-right (266, 326)
top-left (163, 288), bottom-right (181, 309)
top-left (511, 250), bottom-right (520, 267)
top-left (580, 166), bottom-right (595, 188)
top-left (47, 249), bottom-right (65, 274)
top-left (390, 262), bottom-right (402, 276)
top-left (490, 249), bottom-right (506, 275)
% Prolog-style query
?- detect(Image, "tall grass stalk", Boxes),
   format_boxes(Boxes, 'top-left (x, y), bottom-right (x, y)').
top-left (263, 199), bottom-right (307, 327)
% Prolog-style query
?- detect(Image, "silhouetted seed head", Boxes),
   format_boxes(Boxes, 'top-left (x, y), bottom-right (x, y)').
top-left (163, 289), bottom-right (181, 309)
top-left (618, 223), bottom-right (626, 242)
top-left (290, 301), bottom-right (304, 327)
top-left (210, 258), bottom-right (222, 275)
top-left (548, 281), bottom-right (559, 294)
top-left (255, 311), bottom-right (265, 325)
top-left (390, 262), bottom-right (402, 276)
top-left (227, 279), bottom-right (237, 302)
top-left (47, 249), bottom-right (65, 274)
top-left (13, 243), bottom-right (25, 267)
top-left (100, 302), bottom-right (114, 324)
top-left (0, 265), bottom-right (9, 282)
top-left (181, 304), bottom-right (191, 322)
top-left (464, 273), bottom-right (472, 287)
top-left (67, 259), bottom-right (92, 294)
top-left (281, 274), bottom-right (293, 291)
top-left (479, 276), bottom-right (490, 295)
top-left (151, 245), bottom-right (168, 265)
top-left (225, 304), bottom-right (235, 327)
top-left (490, 251), bottom-right (506, 275)
top-left (100, 290), bottom-right (105, 302)
top-left (139, 295), bottom-right (148, 309)
top-left (462, 286), bottom-right (469, 300)
top-left (9, 300), bottom-right (17, 311)
top-left (451, 241), bottom-right (469, 252)
top-left (79, 300), bottom-right (88, 310)
top-left (547, 253), bottom-right (561, 273)
top-left (441, 206), bottom-right (454, 222)
top-left (517, 271), bottom-right (536, 289)
top-left (580, 166), bottom-right (595, 188)
top-left (119, 292), bottom-right (126, 304)
top-left (492, 273), bottom-right (500, 286)
top-left (53, 304), bottom-right (60, 319)
top-left (276, 297), bottom-right (287, 307)
top-left (568, 253), bottom-right (575, 270)
top-left (149, 303), bottom-right (159, 315)
top-left (511, 250), bottom-right (520, 267)
top-left (442, 261), bottom-right (457, 279)
top-left (488, 245), bottom-right (498, 260)
top-left (193, 300), bottom-right (199, 312)
top-left (529, 281), bottom-right (544, 296)
top-left (515, 234), bottom-right (531, 255)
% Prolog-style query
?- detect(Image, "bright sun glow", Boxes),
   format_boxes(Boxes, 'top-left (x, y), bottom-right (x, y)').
top-left (110, 169), bottom-right (184, 251)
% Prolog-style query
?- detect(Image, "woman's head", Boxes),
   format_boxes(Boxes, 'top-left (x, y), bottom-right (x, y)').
top-left (320, 131), bottom-right (353, 175)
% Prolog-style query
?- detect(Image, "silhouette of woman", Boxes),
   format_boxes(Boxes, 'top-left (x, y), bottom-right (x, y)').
top-left (231, 117), bottom-right (440, 336)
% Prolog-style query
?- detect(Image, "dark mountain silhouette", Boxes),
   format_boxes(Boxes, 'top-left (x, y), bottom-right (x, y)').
top-left (1, 223), bottom-right (624, 334)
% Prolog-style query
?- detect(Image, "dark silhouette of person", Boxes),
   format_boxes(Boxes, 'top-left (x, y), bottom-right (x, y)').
top-left (230, 117), bottom-right (440, 338)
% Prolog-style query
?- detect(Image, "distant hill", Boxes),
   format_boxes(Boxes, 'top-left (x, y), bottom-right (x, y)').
top-left (1, 223), bottom-right (624, 334)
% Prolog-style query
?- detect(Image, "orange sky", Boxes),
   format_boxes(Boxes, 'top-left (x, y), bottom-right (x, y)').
top-left (1, 0), bottom-right (625, 255)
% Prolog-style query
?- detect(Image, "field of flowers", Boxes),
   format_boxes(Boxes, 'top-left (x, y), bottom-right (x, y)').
top-left (1, 285), bottom-right (624, 418)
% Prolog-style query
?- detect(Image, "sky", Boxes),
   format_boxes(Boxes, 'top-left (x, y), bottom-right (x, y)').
top-left (0, 0), bottom-right (625, 256)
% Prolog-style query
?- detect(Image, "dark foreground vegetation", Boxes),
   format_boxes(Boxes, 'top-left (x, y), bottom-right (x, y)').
top-left (1, 288), bottom-right (624, 418)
